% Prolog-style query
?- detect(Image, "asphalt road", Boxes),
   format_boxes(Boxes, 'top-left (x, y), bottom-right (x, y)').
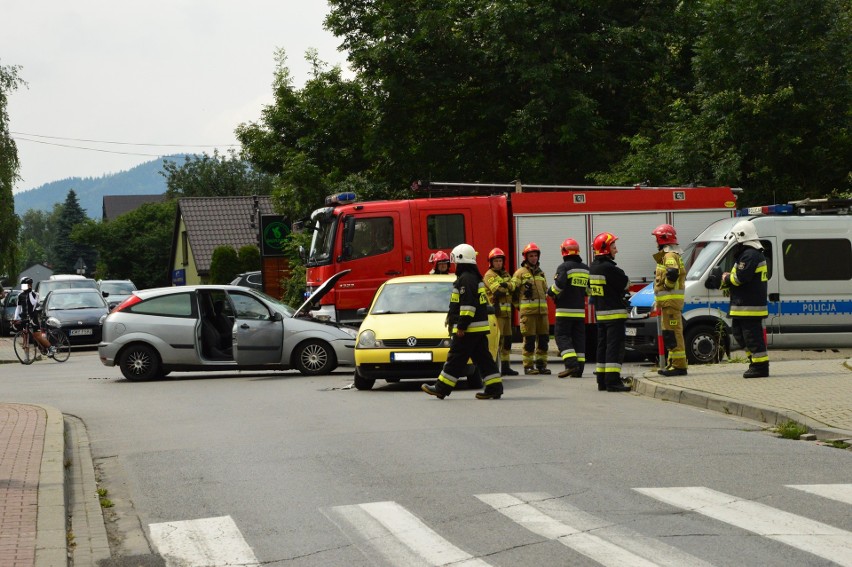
top-left (4, 350), bottom-right (851, 566)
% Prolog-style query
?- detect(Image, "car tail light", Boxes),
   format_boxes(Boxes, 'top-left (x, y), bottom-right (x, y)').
top-left (112, 295), bottom-right (142, 313)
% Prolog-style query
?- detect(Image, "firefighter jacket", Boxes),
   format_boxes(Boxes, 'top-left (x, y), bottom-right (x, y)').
top-left (589, 256), bottom-right (629, 321)
top-left (512, 261), bottom-right (549, 316)
top-left (447, 268), bottom-right (491, 334)
top-left (549, 256), bottom-right (589, 319)
top-left (484, 267), bottom-right (515, 319)
top-left (724, 245), bottom-right (768, 318)
top-left (653, 247), bottom-right (686, 310)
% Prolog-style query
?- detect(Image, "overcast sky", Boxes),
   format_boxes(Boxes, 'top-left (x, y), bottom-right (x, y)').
top-left (2, 1), bottom-right (349, 193)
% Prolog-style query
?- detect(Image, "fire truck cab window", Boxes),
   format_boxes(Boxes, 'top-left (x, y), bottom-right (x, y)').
top-left (427, 214), bottom-right (465, 249)
top-left (350, 217), bottom-right (394, 259)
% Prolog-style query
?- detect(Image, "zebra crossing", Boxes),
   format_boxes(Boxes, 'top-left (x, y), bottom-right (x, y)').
top-left (150, 484), bottom-right (852, 567)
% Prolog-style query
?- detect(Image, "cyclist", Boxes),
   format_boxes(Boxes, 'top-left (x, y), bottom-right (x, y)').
top-left (13, 277), bottom-right (55, 355)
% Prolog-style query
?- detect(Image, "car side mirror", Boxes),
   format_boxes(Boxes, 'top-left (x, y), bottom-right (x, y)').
top-left (271, 312), bottom-right (283, 322)
top-left (102, 291), bottom-right (109, 297)
top-left (705, 266), bottom-right (722, 289)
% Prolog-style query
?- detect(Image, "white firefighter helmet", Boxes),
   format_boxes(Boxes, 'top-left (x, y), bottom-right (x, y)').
top-left (727, 219), bottom-right (761, 248)
top-left (450, 243), bottom-right (478, 264)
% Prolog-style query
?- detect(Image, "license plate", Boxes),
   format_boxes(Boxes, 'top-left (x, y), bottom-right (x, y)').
top-left (624, 327), bottom-right (637, 336)
top-left (69, 328), bottom-right (93, 336)
top-left (391, 352), bottom-right (432, 362)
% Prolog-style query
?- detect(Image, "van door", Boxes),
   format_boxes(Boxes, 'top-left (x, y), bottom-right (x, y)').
top-left (772, 235), bottom-right (852, 347)
top-left (337, 212), bottom-right (404, 316)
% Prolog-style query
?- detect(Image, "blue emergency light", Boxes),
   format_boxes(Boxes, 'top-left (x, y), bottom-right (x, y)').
top-left (736, 204), bottom-right (795, 216)
top-left (325, 192), bottom-right (357, 206)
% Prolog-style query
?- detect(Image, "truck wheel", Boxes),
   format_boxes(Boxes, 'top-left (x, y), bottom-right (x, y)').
top-left (353, 368), bottom-right (375, 390)
top-left (685, 324), bottom-right (726, 364)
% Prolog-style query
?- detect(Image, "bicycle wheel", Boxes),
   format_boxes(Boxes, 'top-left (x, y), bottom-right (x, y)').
top-left (13, 330), bottom-right (38, 365)
top-left (48, 329), bottom-right (71, 362)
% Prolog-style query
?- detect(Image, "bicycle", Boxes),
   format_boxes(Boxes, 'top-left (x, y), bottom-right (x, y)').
top-left (12, 318), bottom-right (71, 364)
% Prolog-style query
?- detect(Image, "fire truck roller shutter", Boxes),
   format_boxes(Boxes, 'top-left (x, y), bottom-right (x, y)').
top-left (590, 212), bottom-right (668, 287)
top-left (514, 214), bottom-right (587, 281)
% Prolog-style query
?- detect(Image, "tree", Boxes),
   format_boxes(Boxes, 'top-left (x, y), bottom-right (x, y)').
top-left (162, 149), bottom-right (275, 199)
top-left (209, 245), bottom-right (240, 284)
top-left (53, 190), bottom-right (97, 275)
top-left (0, 61), bottom-right (25, 281)
top-left (17, 207), bottom-right (59, 269)
top-left (72, 200), bottom-right (175, 289)
top-left (237, 245), bottom-right (261, 273)
top-left (596, 0), bottom-right (852, 205)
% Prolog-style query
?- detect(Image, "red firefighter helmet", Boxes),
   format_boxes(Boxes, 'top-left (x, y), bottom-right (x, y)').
top-left (432, 251), bottom-right (450, 264)
top-left (560, 238), bottom-right (580, 256)
top-left (488, 247), bottom-right (506, 261)
top-left (592, 232), bottom-right (618, 255)
top-left (652, 224), bottom-right (678, 246)
top-left (522, 242), bottom-right (541, 257)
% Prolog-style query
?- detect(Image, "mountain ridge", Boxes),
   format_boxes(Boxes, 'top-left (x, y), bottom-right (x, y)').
top-left (12, 155), bottom-right (188, 218)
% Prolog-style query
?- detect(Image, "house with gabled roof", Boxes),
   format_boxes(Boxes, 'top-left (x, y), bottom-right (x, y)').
top-left (169, 196), bottom-right (275, 285)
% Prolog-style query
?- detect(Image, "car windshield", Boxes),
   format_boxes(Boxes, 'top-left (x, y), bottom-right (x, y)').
top-left (685, 241), bottom-right (727, 280)
top-left (100, 282), bottom-right (136, 294)
top-left (40, 280), bottom-right (98, 295)
top-left (248, 289), bottom-right (296, 317)
top-left (48, 292), bottom-right (105, 310)
top-left (307, 215), bottom-right (336, 266)
top-left (371, 281), bottom-right (452, 314)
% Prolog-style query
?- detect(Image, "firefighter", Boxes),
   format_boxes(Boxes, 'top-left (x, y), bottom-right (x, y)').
top-left (483, 247), bottom-right (518, 376)
top-left (512, 242), bottom-right (550, 374)
top-left (429, 251), bottom-right (451, 274)
top-left (548, 238), bottom-right (590, 378)
top-left (589, 232), bottom-right (631, 392)
top-left (652, 224), bottom-right (688, 376)
top-left (422, 243), bottom-right (504, 400)
top-left (720, 219), bottom-right (770, 378)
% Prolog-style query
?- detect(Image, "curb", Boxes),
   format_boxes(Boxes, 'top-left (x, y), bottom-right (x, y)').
top-left (633, 375), bottom-right (852, 441)
top-left (34, 404), bottom-right (67, 567)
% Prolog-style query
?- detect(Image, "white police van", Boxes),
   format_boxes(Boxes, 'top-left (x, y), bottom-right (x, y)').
top-left (626, 199), bottom-right (852, 363)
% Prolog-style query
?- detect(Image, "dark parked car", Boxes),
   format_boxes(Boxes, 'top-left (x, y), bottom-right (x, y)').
top-left (36, 277), bottom-right (99, 302)
top-left (1, 289), bottom-right (21, 335)
top-left (42, 288), bottom-right (111, 345)
top-left (98, 279), bottom-right (138, 310)
top-left (229, 271), bottom-right (262, 291)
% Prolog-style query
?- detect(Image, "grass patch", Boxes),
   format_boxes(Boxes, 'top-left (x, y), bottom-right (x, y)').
top-left (776, 420), bottom-right (809, 439)
top-left (97, 487), bottom-right (114, 508)
top-left (828, 440), bottom-right (850, 449)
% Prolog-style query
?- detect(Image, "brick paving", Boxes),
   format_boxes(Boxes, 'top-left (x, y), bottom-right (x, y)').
top-left (0, 404), bottom-right (44, 567)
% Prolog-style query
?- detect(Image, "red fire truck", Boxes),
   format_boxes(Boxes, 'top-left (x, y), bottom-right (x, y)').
top-left (303, 182), bottom-right (739, 324)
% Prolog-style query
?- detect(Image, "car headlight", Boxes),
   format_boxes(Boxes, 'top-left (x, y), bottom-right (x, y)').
top-left (439, 338), bottom-right (452, 348)
top-left (45, 317), bottom-right (61, 328)
top-left (357, 329), bottom-right (383, 348)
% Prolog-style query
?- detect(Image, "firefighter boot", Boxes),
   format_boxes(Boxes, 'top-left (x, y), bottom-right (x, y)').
top-left (743, 363), bottom-right (769, 379)
top-left (524, 366), bottom-right (540, 375)
top-left (421, 381), bottom-right (453, 399)
top-left (658, 366), bottom-right (688, 377)
top-left (570, 363), bottom-right (585, 378)
top-left (605, 373), bottom-right (631, 392)
top-left (475, 383), bottom-right (503, 400)
top-left (535, 362), bottom-right (551, 375)
top-left (558, 361), bottom-right (579, 378)
top-left (595, 373), bottom-right (606, 391)
top-left (501, 361), bottom-right (519, 376)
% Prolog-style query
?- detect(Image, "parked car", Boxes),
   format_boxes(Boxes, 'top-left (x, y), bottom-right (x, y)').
top-left (98, 279), bottom-right (138, 310)
top-left (97, 270), bottom-right (357, 381)
top-left (41, 288), bottom-right (111, 346)
top-left (1, 289), bottom-right (21, 335)
top-left (353, 274), bottom-right (500, 390)
top-left (229, 271), bottom-right (262, 291)
top-left (35, 276), bottom-right (99, 303)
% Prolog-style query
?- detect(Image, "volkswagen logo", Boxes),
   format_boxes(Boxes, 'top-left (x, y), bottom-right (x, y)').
top-left (406, 336), bottom-right (417, 347)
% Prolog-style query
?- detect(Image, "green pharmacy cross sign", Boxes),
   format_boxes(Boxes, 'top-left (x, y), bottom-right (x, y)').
top-left (260, 215), bottom-right (290, 257)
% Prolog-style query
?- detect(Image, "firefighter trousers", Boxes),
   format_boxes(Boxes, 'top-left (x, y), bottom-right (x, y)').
top-left (731, 318), bottom-right (769, 367)
top-left (438, 333), bottom-right (502, 393)
top-left (660, 305), bottom-right (687, 369)
top-left (595, 319), bottom-right (626, 377)
top-left (554, 317), bottom-right (585, 370)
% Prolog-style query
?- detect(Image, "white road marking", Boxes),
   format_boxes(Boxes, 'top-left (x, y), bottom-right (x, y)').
top-left (149, 515), bottom-right (260, 567)
top-left (635, 486), bottom-right (852, 567)
top-left (330, 501), bottom-right (492, 567)
top-left (788, 484), bottom-right (852, 506)
top-left (478, 492), bottom-right (712, 567)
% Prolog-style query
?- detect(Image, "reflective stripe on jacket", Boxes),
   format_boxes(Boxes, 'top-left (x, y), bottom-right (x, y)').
top-left (484, 268), bottom-right (515, 319)
top-left (728, 246), bottom-right (769, 318)
top-left (653, 248), bottom-right (685, 310)
top-left (551, 257), bottom-right (589, 318)
top-left (589, 256), bottom-right (628, 321)
top-left (513, 262), bottom-right (549, 315)
top-left (450, 271), bottom-right (491, 333)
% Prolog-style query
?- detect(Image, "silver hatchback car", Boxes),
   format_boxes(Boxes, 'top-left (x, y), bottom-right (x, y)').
top-left (98, 271), bottom-right (356, 381)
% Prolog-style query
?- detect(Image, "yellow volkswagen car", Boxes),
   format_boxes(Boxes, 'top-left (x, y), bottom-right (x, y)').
top-left (354, 274), bottom-right (500, 390)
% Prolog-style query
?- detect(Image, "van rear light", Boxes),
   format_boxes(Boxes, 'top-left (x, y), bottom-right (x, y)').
top-left (113, 295), bottom-right (142, 313)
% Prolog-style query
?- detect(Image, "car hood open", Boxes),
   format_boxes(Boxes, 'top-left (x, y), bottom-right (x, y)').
top-left (293, 269), bottom-right (351, 319)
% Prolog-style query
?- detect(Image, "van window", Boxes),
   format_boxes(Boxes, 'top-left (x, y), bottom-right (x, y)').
top-left (350, 217), bottom-right (394, 259)
top-left (128, 293), bottom-right (194, 317)
top-left (783, 239), bottom-right (852, 281)
top-left (717, 240), bottom-right (774, 278)
top-left (426, 214), bottom-right (465, 249)
top-left (685, 241), bottom-right (726, 280)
